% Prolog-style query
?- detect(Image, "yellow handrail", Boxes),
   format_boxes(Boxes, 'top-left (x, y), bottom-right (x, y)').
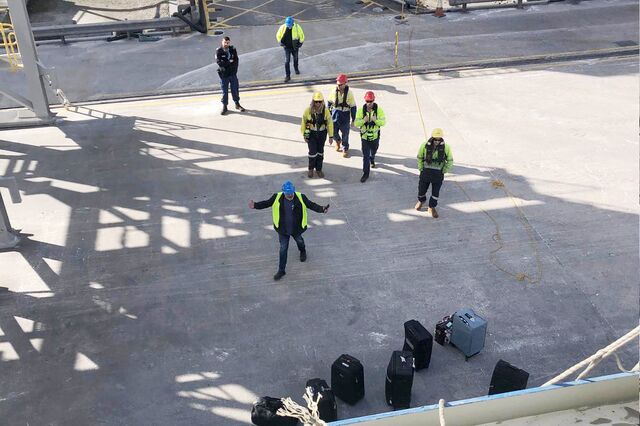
top-left (0, 21), bottom-right (21, 71)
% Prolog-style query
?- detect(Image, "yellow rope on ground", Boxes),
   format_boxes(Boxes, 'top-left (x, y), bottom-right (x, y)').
top-left (406, 29), bottom-right (542, 284)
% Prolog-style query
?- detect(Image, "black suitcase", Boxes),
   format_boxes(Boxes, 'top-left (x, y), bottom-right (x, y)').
top-left (306, 378), bottom-right (338, 422)
top-left (251, 396), bottom-right (299, 426)
top-left (434, 315), bottom-right (453, 346)
top-left (488, 360), bottom-right (529, 395)
top-left (385, 351), bottom-right (414, 409)
top-left (331, 354), bottom-right (365, 405)
top-left (403, 319), bottom-right (433, 370)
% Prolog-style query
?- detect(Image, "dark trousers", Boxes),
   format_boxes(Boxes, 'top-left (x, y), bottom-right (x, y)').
top-left (278, 233), bottom-right (306, 273)
top-left (418, 168), bottom-right (444, 207)
top-left (220, 74), bottom-right (240, 106)
top-left (333, 115), bottom-right (351, 150)
top-left (307, 130), bottom-right (327, 171)
top-left (284, 47), bottom-right (299, 77)
top-left (361, 138), bottom-right (379, 176)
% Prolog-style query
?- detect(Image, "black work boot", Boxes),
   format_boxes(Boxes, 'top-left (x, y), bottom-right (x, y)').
top-left (221, 105), bottom-right (228, 115)
top-left (300, 251), bottom-right (307, 262)
top-left (274, 270), bottom-right (286, 280)
top-left (235, 103), bottom-right (245, 112)
top-left (284, 75), bottom-right (291, 83)
top-left (360, 173), bottom-right (369, 183)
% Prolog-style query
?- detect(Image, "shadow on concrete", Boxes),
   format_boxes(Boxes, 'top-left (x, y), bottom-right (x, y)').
top-left (243, 108), bottom-right (301, 126)
top-left (352, 80), bottom-right (409, 96)
top-left (0, 108), bottom-right (637, 425)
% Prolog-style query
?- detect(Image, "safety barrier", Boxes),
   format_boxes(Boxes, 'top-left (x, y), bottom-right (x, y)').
top-left (31, 17), bottom-right (190, 43)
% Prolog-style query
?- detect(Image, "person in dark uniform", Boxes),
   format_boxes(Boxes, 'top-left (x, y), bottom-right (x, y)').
top-left (216, 36), bottom-right (245, 115)
top-left (249, 181), bottom-right (329, 280)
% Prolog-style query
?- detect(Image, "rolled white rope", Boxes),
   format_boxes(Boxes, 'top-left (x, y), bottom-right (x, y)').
top-left (542, 325), bottom-right (640, 386)
top-left (276, 387), bottom-right (327, 426)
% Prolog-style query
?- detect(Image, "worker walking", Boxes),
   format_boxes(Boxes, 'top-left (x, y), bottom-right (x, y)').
top-left (249, 181), bottom-right (329, 281)
top-left (215, 36), bottom-right (245, 115)
top-left (354, 91), bottom-right (386, 183)
top-left (301, 92), bottom-right (334, 179)
top-left (328, 74), bottom-right (357, 158)
top-left (415, 128), bottom-right (453, 218)
top-left (276, 16), bottom-right (305, 83)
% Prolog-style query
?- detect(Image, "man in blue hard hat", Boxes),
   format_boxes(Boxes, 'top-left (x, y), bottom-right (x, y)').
top-left (249, 181), bottom-right (329, 280)
top-left (276, 16), bottom-right (305, 83)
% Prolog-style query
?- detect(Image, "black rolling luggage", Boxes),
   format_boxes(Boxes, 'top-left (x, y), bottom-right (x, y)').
top-left (306, 378), bottom-right (338, 422)
top-left (251, 396), bottom-right (298, 426)
top-left (385, 350), bottom-right (414, 409)
top-left (403, 319), bottom-right (433, 370)
top-left (331, 354), bottom-right (365, 405)
top-left (434, 315), bottom-right (453, 346)
top-left (488, 359), bottom-right (529, 395)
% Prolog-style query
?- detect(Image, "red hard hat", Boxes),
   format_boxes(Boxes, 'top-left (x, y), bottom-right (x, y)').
top-left (336, 74), bottom-right (348, 85)
top-left (364, 91), bottom-right (375, 102)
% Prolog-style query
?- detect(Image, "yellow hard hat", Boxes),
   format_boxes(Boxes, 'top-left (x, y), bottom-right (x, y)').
top-left (431, 128), bottom-right (444, 138)
top-left (312, 92), bottom-right (324, 102)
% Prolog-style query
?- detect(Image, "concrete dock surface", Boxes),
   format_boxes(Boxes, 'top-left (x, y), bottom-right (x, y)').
top-left (1, 55), bottom-right (638, 424)
top-left (0, 0), bottom-right (638, 424)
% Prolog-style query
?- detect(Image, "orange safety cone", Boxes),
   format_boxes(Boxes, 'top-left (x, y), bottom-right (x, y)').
top-left (435, 0), bottom-right (446, 17)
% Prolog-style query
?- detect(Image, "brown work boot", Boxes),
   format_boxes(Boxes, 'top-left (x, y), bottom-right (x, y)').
top-left (307, 169), bottom-right (314, 178)
top-left (316, 170), bottom-right (325, 178)
top-left (342, 150), bottom-right (350, 158)
top-left (335, 141), bottom-right (342, 152)
top-left (428, 207), bottom-right (439, 218)
top-left (414, 201), bottom-right (423, 211)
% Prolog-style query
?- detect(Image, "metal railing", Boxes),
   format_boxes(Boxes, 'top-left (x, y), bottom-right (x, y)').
top-left (0, 21), bottom-right (21, 71)
top-left (31, 17), bottom-right (190, 43)
top-left (448, 0), bottom-right (524, 11)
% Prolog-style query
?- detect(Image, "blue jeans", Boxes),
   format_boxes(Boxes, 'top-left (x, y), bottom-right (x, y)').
top-left (333, 115), bottom-right (351, 150)
top-left (361, 138), bottom-right (379, 176)
top-left (220, 74), bottom-right (240, 106)
top-left (283, 47), bottom-right (299, 77)
top-left (278, 233), bottom-right (306, 273)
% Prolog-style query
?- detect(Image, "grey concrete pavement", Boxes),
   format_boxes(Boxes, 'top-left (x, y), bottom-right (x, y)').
top-left (0, 55), bottom-right (637, 425)
top-left (1, 0), bottom-right (637, 108)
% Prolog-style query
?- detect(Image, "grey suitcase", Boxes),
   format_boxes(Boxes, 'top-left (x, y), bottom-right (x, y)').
top-left (449, 308), bottom-right (487, 360)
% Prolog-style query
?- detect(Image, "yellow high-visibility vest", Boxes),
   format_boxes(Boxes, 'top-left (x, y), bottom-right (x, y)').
top-left (272, 192), bottom-right (307, 230)
top-left (276, 23), bottom-right (305, 43)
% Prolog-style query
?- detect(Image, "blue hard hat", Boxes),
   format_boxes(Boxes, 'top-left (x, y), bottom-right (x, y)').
top-left (282, 180), bottom-right (295, 195)
top-left (285, 16), bottom-right (294, 27)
